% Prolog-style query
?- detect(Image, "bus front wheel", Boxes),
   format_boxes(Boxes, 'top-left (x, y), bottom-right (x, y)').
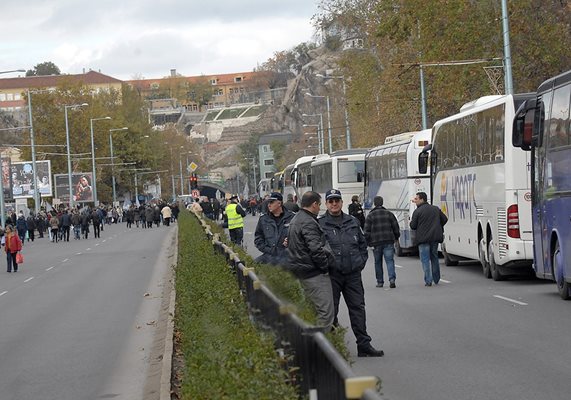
top-left (553, 241), bottom-right (570, 300)
top-left (489, 240), bottom-right (504, 281)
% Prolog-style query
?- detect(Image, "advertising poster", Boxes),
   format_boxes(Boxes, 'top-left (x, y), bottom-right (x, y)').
top-left (54, 173), bottom-right (94, 203)
top-left (1, 157), bottom-right (13, 201)
top-left (10, 160), bottom-right (53, 198)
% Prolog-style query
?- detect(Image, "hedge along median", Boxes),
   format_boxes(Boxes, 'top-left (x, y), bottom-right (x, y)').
top-left (174, 211), bottom-right (298, 399)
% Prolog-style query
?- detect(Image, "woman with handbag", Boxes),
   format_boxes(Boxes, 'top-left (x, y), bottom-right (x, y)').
top-left (4, 225), bottom-right (23, 273)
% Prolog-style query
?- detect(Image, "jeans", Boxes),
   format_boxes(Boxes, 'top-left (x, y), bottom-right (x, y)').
top-left (373, 244), bottom-right (396, 284)
top-left (418, 242), bottom-right (440, 284)
top-left (74, 225), bottom-right (81, 240)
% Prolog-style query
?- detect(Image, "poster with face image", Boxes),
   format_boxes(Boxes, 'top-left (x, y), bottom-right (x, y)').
top-left (10, 160), bottom-right (52, 198)
top-left (54, 173), bottom-right (93, 203)
top-left (1, 157), bottom-right (13, 201)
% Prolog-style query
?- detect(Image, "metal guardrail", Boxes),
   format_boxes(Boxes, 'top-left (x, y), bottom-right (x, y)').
top-left (196, 215), bottom-right (383, 400)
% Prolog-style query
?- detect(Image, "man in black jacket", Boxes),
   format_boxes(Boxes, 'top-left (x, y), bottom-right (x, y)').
top-left (287, 191), bottom-right (336, 330)
top-left (320, 189), bottom-right (384, 357)
top-left (410, 192), bottom-right (448, 286)
top-left (254, 192), bottom-right (294, 266)
top-left (364, 196), bottom-right (400, 288)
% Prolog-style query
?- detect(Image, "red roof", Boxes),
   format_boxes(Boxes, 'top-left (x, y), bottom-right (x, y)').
top-left (0, 71), bottom-right (123, 90)
top-left (126, 71), bottom-right (262, 88)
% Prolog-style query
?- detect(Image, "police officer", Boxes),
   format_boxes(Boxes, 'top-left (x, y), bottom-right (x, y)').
top-left (254, 192), bottom-right (294, 266)
top-left (319, 189), bottom-right (384, 357)
top-left (225, 195), bottom-right (246, 246)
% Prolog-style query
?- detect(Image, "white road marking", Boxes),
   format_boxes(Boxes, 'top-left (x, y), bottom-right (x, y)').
top-left (62, 258), bottom-right (69, 262)
top-left (95, 243), bottom-right (100, 246)
top-left (76, 252), bottom-right (82, 255)
top-left (493, 295), bottom-right (528, 306)
top-left (86, 248), bottom-right (91, 251)
top-left (46, 267), bottom-right (54, 271)
top-left (24, 277), bottom-right (34, 283)
top-left (102, 240), bottom-right (107, 243)
top-left (395, 265), bottom-right (404, 269)
top-left (440, 279), bottom-right (451, 284)
top-left (0, 291), bottom-right (7, 297)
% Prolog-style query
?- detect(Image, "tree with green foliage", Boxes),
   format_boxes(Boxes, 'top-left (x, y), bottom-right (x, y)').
top-left (26, 61), bottom-right (61, 77)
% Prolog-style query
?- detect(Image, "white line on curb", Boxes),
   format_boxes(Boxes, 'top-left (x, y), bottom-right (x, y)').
top-left (493, 295), bottom-right (528, 306)
top-left (24, 277), bottom-right (34, 283)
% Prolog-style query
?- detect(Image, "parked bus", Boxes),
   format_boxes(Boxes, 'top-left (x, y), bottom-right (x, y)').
top-left (311, 149), bottom-right (367, 213)
top-left (291, 155), bottom-right (327, 203)
top-left (257, 178), bottom-right (272, 199)
top-left (282, 163), bottom-right (296, 201)
top-left (365, 130), bottom-right (431, 255)
top-left (270, 169), bottom-right (284, 193)
top-left (419, 93), bottom-right (535, 280)
top-left (512, 70), bottom-right (571, 299)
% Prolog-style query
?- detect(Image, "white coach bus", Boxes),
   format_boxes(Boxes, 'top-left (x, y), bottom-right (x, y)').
top-left (311, 149), bottom-right (367, 213)
top-left (418, 94), bottom-right (535, 280)
top-left (291, 155), bottom-right (327, 204)
top-left (364, 130), bottom-right (431, 255)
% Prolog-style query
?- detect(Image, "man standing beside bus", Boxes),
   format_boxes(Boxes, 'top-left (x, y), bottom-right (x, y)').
top-left (320, 189), bottom-right (384, 357)
top-left (410, 192), bottom-right (448, 286)
top-left (364, 196), bottom-right (400, 288)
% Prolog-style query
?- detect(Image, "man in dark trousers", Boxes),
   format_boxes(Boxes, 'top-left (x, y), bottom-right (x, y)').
top-left (254, 192), bottom-right (294, 266)
top-left (287, 191), bottom-right (337, 331)
top-left (319, 188), bottom-right (384, 357)
top-left (225, 195), bottom-right (246, 246)
top-left (410, 191), bottom-right (448, 286)
top-left (364, 196), bottom-right (400, 288)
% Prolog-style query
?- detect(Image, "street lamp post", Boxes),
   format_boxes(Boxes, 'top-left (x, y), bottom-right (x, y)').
top-left (109, 127), bottom-right (128, 205)
top-left (90, 116), bottom-right (111, 206)
top-left (65, 103), bottom-right (89, 209)
top-left (26, 91), bottom-right (40, 214)
top-left (244, 158), bottom-right (257, 193)
top-left (179, 146), bottom-right (185, 196)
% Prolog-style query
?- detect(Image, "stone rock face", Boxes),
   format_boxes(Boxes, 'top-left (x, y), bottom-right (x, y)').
top-left (194, 46), bottom-right (344, 173)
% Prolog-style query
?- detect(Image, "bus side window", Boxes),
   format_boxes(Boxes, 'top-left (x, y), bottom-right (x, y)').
top-left (547, 84), bottom-right (571, 149)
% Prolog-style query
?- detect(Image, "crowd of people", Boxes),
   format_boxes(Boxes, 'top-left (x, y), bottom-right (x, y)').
top-left (2, 200), bottom-right (181, 273)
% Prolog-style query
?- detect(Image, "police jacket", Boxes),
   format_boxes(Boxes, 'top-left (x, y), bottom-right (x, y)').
top-left (319, 212), bottom-right (368, 274)
top-left (410, 202), bottom-right (448, 244)
top-left (287, 209), bottom-right (336, 279)
top-left (254, 208), bottom-right (294, 265)
top-left (364, 206), bottom-right (400, 247)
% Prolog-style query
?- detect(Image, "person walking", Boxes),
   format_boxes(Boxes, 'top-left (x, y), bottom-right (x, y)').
top-left (348, 195), bottom-right (366, 229)
top-left (410, 192), bottom-right (448, 286)
top-left (80, 211), bottom-right (91, 239)
top-left (4, 225), bottom-right (22, 273)
top-left (225, 195), bottom-right (246, 246)
top-left (16, 212), bottom-right (27, 244)
top-left (319, 189), bottom-right (384, 357)
top-left (287, 191), bottom-right (337, 330)
top-left (145, 206), bottom-right (154, 228)
top-left (364, 196), bottom-right (400, 288)
top-left (254, 192), bottom-right (294, 266)
top-left (92, 208), bottom-right (101, 238)
top-left (26, 212), bottom-right (36, 242)
top-left (161, 204), bottom-right (172, 226)
top-left (71, 210), bottom-right (81, 240)
top-left (49, 214), bottom-right (60, 243)
top-left (60, 210), bottom-right (72, 242)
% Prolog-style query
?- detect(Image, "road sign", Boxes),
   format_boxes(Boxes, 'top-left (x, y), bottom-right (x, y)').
top-left (187, 162), bottom-right (198, 172)
top-left (191, 189), bottom-right (200, 198)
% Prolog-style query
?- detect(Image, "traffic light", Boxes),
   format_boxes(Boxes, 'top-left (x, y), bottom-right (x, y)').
top-left (190, 173), bottom-right (198, 189)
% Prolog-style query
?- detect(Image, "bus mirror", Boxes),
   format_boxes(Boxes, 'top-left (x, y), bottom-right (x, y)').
top-left (513, 99), bottom-right (536, 151)
top-left (418, 152), bottom-right (429, 174)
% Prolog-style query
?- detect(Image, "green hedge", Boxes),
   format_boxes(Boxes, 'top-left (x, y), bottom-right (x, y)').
top-left (175, 212), bottom-right (298, 399)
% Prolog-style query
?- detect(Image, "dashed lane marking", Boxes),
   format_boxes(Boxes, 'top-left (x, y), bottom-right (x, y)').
top-left (24, 277), bottom-right (34, 283)
top-left (395, 265), bottom-right (403, 269)
top-left (0, 291), bottom-right (7, 297)
top-left (95, 243), bottom-right (100, 246)
top-left (493, 295), bottom-right (528, 306)
top-left (46, 267), bottom-right (54, 271)
top-left (86, 248), bottom-right (91, 251)
top-left (76, 253), bottom-right (82, 255)
top-left (62, 259), bottom-right (69, 262)
top-left (440, 279), bottom-right (451, 284)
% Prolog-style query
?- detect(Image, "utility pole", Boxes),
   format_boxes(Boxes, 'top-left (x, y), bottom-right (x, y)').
top-left (501, 0), bottom-right (514, 95)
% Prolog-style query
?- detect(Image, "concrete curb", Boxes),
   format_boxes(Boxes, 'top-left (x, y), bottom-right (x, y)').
top-left (160, 228), bottom-right (177, 400)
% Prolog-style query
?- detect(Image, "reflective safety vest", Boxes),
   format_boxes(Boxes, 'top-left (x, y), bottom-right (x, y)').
top-left (225, 203), bottom-right (244, 230)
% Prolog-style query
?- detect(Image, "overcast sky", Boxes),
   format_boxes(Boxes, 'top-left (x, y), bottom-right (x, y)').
top-left (1, 0), bottom-right (319, 81)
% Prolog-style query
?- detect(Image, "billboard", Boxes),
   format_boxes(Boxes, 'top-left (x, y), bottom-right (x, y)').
top-left (10, 160), bottom-right (53, 199)
top-left (1, 157), bottom-right (13, 201)
top-left (54, 173), bottom-right (94, 203)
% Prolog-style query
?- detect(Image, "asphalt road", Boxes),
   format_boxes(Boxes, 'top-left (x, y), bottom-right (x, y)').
top-left (0, 222), bottom-right (175, 400)
top-left (241, 213), bottom-right (571, 400)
